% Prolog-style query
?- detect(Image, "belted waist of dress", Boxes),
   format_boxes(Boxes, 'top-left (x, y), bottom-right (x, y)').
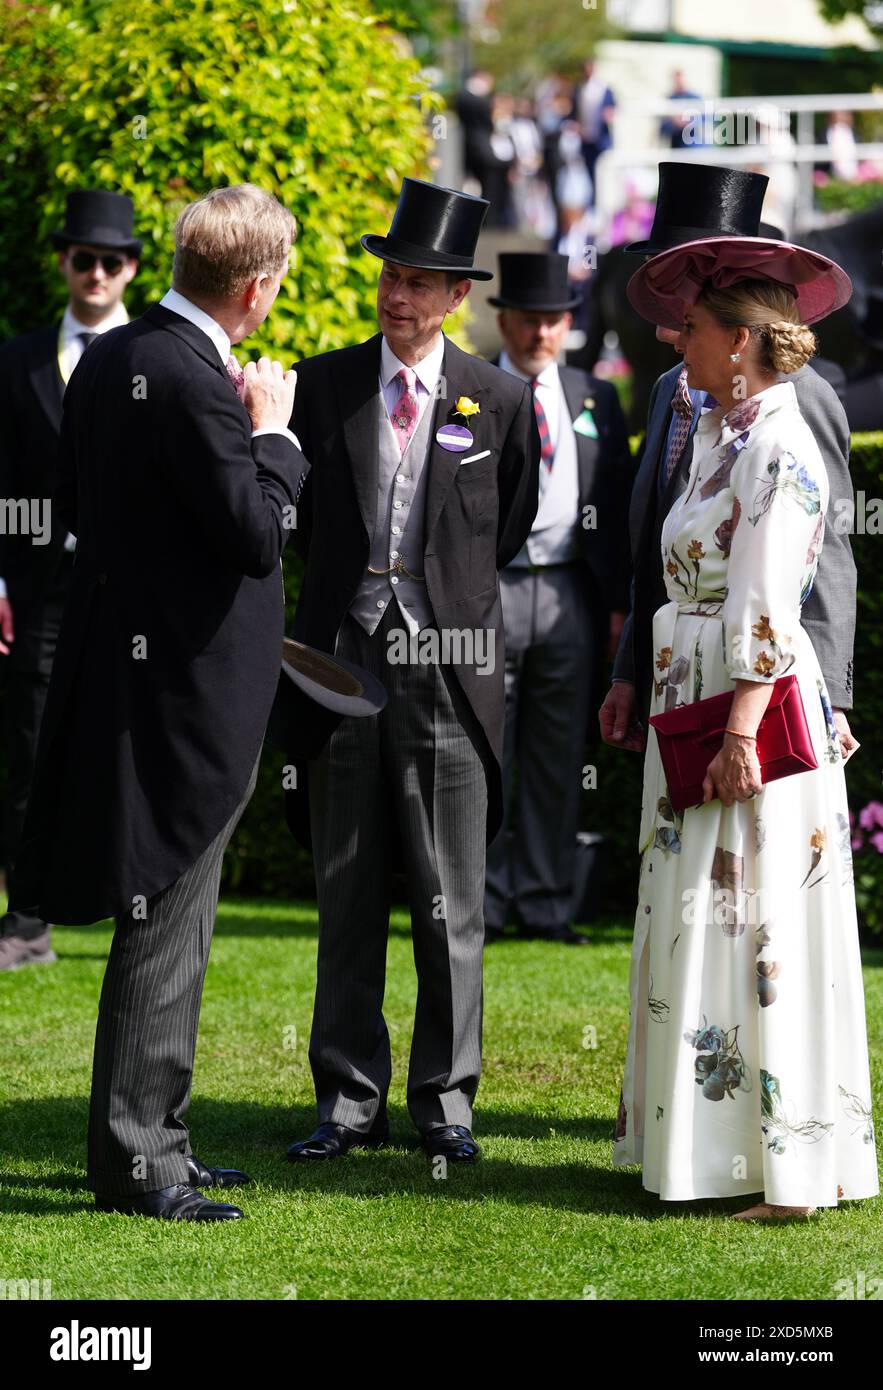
top-left (660, 597), bottom-right (725, 618)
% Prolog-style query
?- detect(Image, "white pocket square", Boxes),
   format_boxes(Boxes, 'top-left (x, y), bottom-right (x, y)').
top-left (459, 449), bottom-right (492, 465)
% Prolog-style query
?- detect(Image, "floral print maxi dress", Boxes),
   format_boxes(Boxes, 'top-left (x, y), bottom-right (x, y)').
top-left (613, 381), bottom-right (878, 1206)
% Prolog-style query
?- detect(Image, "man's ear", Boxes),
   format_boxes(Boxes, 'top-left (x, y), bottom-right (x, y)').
top-left (245, 274), bottom-right (265, 310)
top-left (449, 278), bottom-right (472, 313)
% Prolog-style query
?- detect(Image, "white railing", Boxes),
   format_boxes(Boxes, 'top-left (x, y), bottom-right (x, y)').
top-left (596, 93), bottom-right (883, 231)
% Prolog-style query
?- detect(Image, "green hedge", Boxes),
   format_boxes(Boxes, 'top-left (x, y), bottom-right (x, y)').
top-left (0, 0), bottom-right (437, 345)
top-left (0, 0), bottom-right (435, 897)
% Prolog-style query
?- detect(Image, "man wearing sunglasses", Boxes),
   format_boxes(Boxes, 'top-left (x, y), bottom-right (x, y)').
top-left (0, 190), bottom-right (139, 971)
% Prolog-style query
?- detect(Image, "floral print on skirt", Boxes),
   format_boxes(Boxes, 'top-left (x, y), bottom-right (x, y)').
top-left (613, 382), bottom-right (879, 1206)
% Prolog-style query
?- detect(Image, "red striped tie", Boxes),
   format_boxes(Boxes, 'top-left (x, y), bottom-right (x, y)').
top-left (529, 377), bottom-right (555, 469)
top-left (664, 367), bottom-right (693, 487)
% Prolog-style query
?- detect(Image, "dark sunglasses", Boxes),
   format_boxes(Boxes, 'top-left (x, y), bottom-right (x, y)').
top-left (69, 250), bottom-right (126, 275)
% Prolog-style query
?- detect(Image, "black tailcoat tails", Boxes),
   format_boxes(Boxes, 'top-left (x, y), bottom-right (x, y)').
top-left (10, 304), bottom-right (309, 925)
top-left (280, 332), bottom-right (540, 847)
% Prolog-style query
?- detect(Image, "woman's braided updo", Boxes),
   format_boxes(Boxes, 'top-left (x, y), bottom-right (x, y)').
top-left (698, 279), bottom-right (816, 374)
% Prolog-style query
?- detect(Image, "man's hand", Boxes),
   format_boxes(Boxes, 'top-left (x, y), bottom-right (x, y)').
top-left (702, 733), bottom-right (763, 807)
top-left (242, 357), bottom-right (297, 433)
top-left (599, 680), bottom-right (646, 751)
top-left (0, 596), bottom-right (14, 656)
top-left (833, 708), bottom-right (859, 763)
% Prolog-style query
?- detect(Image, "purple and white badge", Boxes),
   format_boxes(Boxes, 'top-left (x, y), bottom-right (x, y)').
top-left (436, 424), bottom-right (474, 452)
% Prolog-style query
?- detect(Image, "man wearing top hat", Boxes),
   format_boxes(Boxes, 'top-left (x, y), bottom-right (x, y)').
top-left (598, 162), bottom-right (858, 761)
top-left (483, 252), bottom-right (633, 945)
top-left (0, 191), bottom-right (141, 971)
top-left (283, 179), bottom-right (540, 1164)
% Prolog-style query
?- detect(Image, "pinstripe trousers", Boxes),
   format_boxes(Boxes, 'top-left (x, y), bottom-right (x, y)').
top-left (86, 754), bottom-right (260, 1195)
top-left (484, 565), bottom-right (594, 929)
top-left (308, 604), bottom-right (488, 1132)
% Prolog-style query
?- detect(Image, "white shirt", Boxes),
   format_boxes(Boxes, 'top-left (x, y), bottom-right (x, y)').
top-left (58, 301), bottom-right (129, 385)
top-left (159, 288), bottom-right (301, 451)
top-left (499, 351), bottom-right (581, 566)
top-left (379, 333), bottom-right (445, 426)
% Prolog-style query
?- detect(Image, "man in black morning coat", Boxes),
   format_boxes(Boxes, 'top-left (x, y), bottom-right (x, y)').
top-left (283, 180), bottom-right (540, 1165)
top-left (0, 190), bottom-right (140, 971)
top-left (11, 184), bottom-right (309, 1221)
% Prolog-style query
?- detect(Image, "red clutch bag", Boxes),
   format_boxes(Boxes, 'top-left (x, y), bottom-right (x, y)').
top-left (648, 673), bottom-right (818, 812)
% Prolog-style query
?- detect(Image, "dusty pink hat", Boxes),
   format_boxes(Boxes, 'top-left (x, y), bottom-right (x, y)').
top-left (626, 235), bottom-right (852, 330)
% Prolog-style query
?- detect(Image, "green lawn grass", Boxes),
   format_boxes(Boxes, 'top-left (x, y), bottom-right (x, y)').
top-left (1, 900), bottom-right (881, 1301)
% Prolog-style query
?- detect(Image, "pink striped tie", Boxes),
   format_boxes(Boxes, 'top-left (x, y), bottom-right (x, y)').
top-left (226, 354), bottom-right (245, 399)
top-left (391, 367), bottom-right (419, 455)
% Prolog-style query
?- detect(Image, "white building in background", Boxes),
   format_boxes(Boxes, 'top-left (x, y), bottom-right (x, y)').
top-left (607, 0), bottom-right (877, 48)
top-left (592, 0), bottom-right (881, 232)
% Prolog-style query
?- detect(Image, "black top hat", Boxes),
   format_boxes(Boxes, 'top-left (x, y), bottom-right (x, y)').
top-left (279, 639), bottom-right (387, 719)
top-left (52, 190), bottom-right (142, 256)
top-left (361, 178), bottom-right (493, 281)
top-left (624, 163), bottom-right (769, 255)
top-left (487, 252), bottom-right (582, 311)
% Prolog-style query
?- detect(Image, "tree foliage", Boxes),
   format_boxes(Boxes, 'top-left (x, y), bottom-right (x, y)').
top-left (471, 0), bottom-right (610, 93)
top-left (0, 0), bottom-right (438, 349)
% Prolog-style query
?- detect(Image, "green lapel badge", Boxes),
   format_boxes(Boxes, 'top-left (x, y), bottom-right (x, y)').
top-left (574, 396), bottom-right (598, 439)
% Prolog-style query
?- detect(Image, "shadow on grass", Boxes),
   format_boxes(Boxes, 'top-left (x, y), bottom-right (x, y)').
top-left (50, 908), bottom-right (639, 948)
top-left (0, 1096), bottom-right (754, 1222)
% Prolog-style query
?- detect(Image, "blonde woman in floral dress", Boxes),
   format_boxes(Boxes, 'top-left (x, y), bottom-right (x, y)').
top-left (613, 238), bottom-right (879, 1220)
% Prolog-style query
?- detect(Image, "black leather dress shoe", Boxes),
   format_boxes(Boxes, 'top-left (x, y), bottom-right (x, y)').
top-left (519, 924), bottom-right (591, 945)
top-left (420, 1125), bottom-right (481, 1163)
top-left (286, 1121), bottom-right (390, 1162)
top-left (186, 1154), bottom-right (251, 1188)
top-left (95, 1183), bottom-right (244, 1221)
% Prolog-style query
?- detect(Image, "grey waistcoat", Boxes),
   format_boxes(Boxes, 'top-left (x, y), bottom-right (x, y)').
top-left (348, 388), bottom-right (437, 637)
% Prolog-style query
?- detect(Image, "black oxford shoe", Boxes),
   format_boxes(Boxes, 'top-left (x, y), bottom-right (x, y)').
top-left (95, 1183), bottom-right (244, 1221)
top-left (286, 1121), bottom-right (390, 1162)
top-left (420, 1125), bottom-right (481, 1163)
top-left (186, 1154), bottom-right (251, 1188)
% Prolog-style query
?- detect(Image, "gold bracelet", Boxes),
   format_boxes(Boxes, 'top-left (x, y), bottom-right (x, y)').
top-left (724, 727), bottom-right (757, 740)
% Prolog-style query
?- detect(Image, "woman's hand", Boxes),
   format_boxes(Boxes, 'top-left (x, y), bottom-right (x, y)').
top-left (702, 732), bottom-right (764, 807)
top-left (833, 708), bottom-right (859, 762)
